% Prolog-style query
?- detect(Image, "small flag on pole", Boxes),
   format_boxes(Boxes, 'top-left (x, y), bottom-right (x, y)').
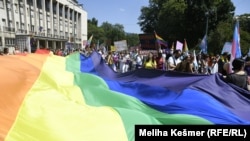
top-left (183, 39), bottom-right (189, 53)
top-left (154, 31), bottom-right (168, 47)
top-left (229, 20), bottom-right (241, 73)
top-left (199, 35), bottom-right (207, 54)
top-left (86, 34), bottom-right (93, 48)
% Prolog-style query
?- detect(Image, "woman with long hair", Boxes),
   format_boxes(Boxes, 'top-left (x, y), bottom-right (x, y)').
top-left (143, 52), bottom-right (157, 69)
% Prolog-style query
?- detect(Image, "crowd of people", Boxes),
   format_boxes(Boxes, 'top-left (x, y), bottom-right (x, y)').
top-left (97, 48), bottom-right (250, 91)
top-left (99, 48), bottom-right (219, 74)
top-left (1, 45), bottom-right (249, 91)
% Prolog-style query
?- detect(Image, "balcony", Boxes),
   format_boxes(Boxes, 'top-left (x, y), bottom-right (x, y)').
top-left (16, 29), bottom-right (28, 34)
top-left (54, 34), bottom-right (59, 38)
top-left (3, 26), bottom-right (15, 32)
top-left (47, 33), bottom-right (52, 37)
top-left (37, 32), bottom-right (46, 36)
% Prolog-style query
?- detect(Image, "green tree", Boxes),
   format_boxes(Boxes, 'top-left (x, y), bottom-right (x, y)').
top-left (126, 33), bottom-right (140, 47)
top-left (138, 0), bottom-right (235, 50)
top-left (88, 18), bottom-right (98, 26)
top-left (238, 14), bottom-right (250, 33)
top-left (208, 13), bottom-right (250, 55)
top-left (157, 0), bottom-right (186, 44)
top-left (208, 21), bottom-right (232, 55)
top-left (87, 18), bottom-right (106, 47)
top-left (240, 30), bottom-right (250, 55)
top-left (88, 19), bottom-right (140, 50)
top-left (138, 0), bottom-right (169, 33)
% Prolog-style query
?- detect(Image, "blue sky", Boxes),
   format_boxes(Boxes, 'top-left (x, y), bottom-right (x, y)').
top-left (79, 0), bottom-right (250, 34)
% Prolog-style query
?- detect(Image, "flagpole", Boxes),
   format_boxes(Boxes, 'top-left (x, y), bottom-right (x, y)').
top-left (205, 11), bottom-right (209, 54)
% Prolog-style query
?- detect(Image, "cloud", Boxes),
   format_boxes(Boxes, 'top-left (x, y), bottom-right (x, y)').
top-left (119, 8), bottom-right (125, 12)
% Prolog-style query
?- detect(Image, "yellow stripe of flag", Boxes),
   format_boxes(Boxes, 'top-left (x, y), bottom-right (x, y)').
top-left (5, 55), bottom-right (128, 141)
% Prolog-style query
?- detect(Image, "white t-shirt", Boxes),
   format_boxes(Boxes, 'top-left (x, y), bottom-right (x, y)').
top-left (168, 56), bottom-right (181, 67)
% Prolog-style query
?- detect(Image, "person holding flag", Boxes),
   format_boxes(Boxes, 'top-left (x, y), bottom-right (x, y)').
top-left (228, 20), bottom-right (242, 74)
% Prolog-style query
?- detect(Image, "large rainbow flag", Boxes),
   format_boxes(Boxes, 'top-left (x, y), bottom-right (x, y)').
top-left (0, 52), bottom-right (250, 141)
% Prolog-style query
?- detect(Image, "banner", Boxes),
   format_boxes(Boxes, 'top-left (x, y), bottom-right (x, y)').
top-left (221, 42), bottom-right (232, 54)
top-left (1, 52), bottom-right (250, 141)
top-left (139, 33), bottom-right (157, 50)
top-left (110, 45), bottom-right (116, 52)
top-left (114, 40), bottom-right (128, 51)
top-left (176, 41), bottom-right (183, 51)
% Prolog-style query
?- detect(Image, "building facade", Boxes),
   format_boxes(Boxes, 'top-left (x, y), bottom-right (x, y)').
top-left (0, 0), bottom-right (87, 52)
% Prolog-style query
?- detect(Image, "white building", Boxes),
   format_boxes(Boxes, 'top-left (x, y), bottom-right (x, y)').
top-left (0, 0), bottom-right (87, 52)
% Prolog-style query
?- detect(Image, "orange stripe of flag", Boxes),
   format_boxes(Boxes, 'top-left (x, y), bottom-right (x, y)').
top-left (0, 54), bottom-right (48, 140)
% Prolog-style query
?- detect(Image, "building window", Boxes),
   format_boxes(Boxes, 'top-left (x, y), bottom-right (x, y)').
top-left (65, 7), bottom-right (68, 18)
top-left (47, 15), bottom-right (50, 21)
top-left (53, 2), bottom-right (56, 14)
top-left (59, 5), bottom-right (62, 17)
top-left (27, 0), bottom-right (33, 5)
top-left (15, 4), bottom-right (18, 13)
top-left (39, 13), bottom-right (42, 19)
top-left (21, 23), bottom-right (25, 29)
top-left (11, 38), bottom-right (14, 45)
top-left (37, 0), bottom-right (42, 9)
top-left (20, 7), bottom-right (24, 14)
top-left (45, 0), bottom-right (50, 12)
top-left (5, 38), bottom-right (8, 45)
top-left (31, 25), bottom-right (34, 31)
top-left (27, 8), bottom-right (29, 16)
top-left (7, 2), bottom-right (11, 11)
top-left (5, 38), bottom-right (15, 45)
top-left (9, 21), bottom-right (12, 27)
top-left (74, 13), bottom-right (77, 22)
top-left (0, 0), bottom-right (4, 9)
top-left (16, 22), bottom-right (19, 29)
top-left (31, 10), bottom-right (34, 17)
top-left (70, 10), bottom-right (72, 20)
top-left (39, 19), bottom-right (42, 26)
top-left (47, 22), bottom-right (50, 28)
top-left (2, 19), bottom-right (6, 26)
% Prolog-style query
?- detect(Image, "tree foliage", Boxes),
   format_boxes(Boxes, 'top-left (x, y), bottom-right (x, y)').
top-left (86, 0), bottom-right (250, 54)
top-left (87, 18), bottom-right (140, 49)
top-left (138, 0), bottom-right (250, 54)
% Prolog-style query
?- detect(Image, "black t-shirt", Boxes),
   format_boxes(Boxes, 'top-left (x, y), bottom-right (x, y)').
top-left (225, 72), bottom-right (248, 90)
